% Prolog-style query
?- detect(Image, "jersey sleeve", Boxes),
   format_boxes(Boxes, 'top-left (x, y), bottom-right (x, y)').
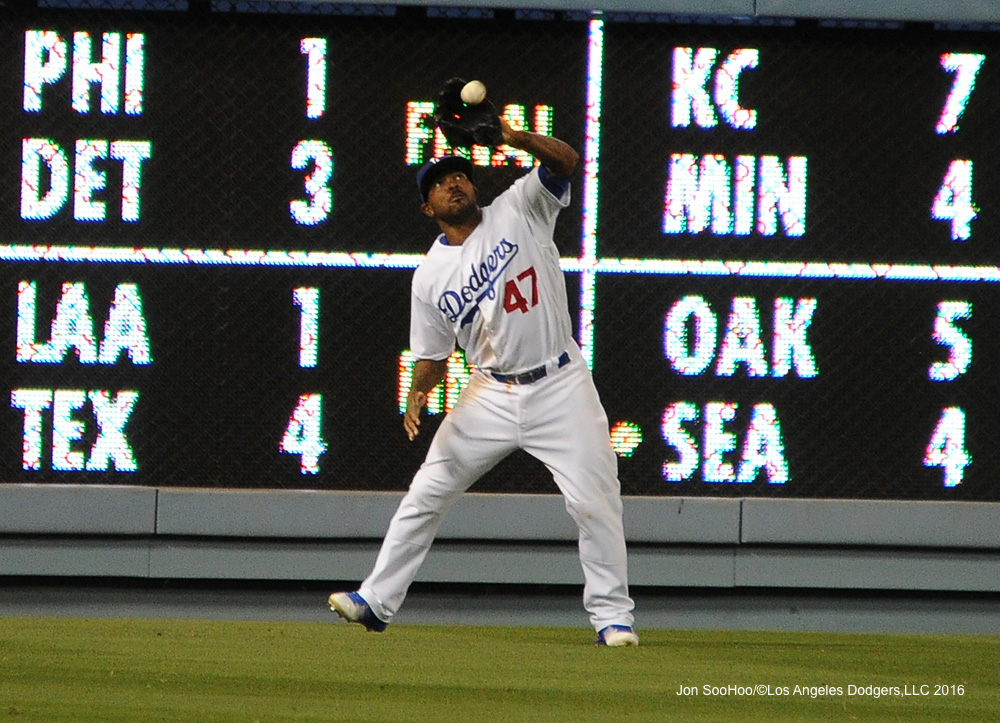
top-left (538, 164), bottom-right (572, 201)
top-left (409, 290), bottom-right (455, 361)
top-left (505, 165), bottom-right (571, 237)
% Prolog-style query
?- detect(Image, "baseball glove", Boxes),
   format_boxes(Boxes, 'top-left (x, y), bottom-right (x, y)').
top-left (434, 77), bottom-right (504, 148)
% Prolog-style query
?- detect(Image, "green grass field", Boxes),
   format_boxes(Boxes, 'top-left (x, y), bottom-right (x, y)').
top-left (1, 617), bottom-right (998, 722)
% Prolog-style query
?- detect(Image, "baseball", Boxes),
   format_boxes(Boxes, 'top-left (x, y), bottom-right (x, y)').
top-left (461, 80), bottom-right (487, 105)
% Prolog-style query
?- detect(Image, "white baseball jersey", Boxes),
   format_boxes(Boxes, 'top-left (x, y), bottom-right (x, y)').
top-left (410, 166), bottom-right (573, 374)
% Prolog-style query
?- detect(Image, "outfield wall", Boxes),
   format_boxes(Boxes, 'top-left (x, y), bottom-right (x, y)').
top-left (3, 486), bottom-right (1000, 592)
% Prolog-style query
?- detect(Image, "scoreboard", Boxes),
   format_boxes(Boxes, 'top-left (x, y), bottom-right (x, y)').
top-left (3, 3), bottom-right (1000, 500)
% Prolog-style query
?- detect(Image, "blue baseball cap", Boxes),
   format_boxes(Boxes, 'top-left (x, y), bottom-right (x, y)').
top-left (416, 155), bottom-right (474, 202)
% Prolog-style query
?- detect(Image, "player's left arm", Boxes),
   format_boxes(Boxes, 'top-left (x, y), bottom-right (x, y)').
top-left (500, 117), bottom-right (579, 178)
top-left (403, 357), bottom-right (448, 441)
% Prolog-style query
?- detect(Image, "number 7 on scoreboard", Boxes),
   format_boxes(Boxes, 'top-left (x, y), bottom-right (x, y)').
top-left (936, 53), bottom-right (984, 134)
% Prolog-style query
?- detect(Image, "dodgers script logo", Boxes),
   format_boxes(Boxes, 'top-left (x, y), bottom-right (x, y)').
top-left (438, 238), bottom-right (519, 326)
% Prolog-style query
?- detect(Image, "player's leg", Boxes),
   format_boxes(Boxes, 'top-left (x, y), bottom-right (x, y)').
top-left (522, 360), bottom-right (635, 635)
top-left (355, 372), bottom-right (517, 624)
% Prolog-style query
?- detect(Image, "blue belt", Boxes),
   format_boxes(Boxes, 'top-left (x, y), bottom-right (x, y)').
top-left (491, 351), bottom-right (570, 385)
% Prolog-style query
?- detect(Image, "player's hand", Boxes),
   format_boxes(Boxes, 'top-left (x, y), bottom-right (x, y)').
top-left (499, 116), bottom-right (519, 147)
top-left (404, 390), bottom-right (427, 441)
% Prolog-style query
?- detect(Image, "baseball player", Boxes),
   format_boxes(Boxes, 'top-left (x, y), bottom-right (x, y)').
top-left (329, 116), bottom-right (638, 646)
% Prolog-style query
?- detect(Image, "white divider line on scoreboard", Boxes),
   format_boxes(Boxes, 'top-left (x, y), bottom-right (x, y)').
top-left (0, 245), bottom-right (427, 269)
top-left (583, 258), bottom-right (1000, 282)
top-left (577, 17), bottom-right (605, 371)
top-left (5, 244), bottom-right (1000, 283)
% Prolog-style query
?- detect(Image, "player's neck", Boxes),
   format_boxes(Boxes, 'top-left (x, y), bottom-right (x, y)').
top-left (438, 209), bottom-right (482, 246)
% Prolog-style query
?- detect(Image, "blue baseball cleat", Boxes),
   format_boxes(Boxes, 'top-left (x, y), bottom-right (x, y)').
top-left (328, 591), bottom-right (388, 632)
top-left (595, 625), bottom-right (639, 647)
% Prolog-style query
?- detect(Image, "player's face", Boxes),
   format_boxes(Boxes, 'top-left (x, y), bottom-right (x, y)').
top-left (422, 171), bottom-right (478, 222)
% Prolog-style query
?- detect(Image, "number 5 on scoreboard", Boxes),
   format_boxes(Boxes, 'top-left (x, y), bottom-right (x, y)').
top-left (931, 159), bottom-right (977, 241)
top-left (923, 407), bottom-right (970, 487)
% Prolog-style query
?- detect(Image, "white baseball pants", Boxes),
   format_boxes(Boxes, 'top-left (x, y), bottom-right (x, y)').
top-left (358, 346), bottom-right (635, 632)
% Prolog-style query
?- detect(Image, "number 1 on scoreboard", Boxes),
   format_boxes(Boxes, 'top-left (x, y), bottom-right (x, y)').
top-left (300, 37), bottom-right (327, 119)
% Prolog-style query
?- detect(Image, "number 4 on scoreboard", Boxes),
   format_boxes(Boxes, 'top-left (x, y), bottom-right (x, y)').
top-left (931, 159), bottom-right (978, 241)
top-left (281, 393), bottom-right (327, 474)
top-left (923, 407), bottom-right (970, 488)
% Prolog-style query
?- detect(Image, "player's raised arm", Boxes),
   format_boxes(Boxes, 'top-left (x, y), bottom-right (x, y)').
top-left (499, 116), bottom-right (579, 178)
top-left (403, 358), bottom-right (448, 441)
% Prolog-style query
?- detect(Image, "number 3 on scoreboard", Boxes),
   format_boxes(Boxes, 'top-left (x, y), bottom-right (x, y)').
top-left (290, 140), bottom-right (334, 226)
top-left (931, 159), bottom-right (977, 241)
